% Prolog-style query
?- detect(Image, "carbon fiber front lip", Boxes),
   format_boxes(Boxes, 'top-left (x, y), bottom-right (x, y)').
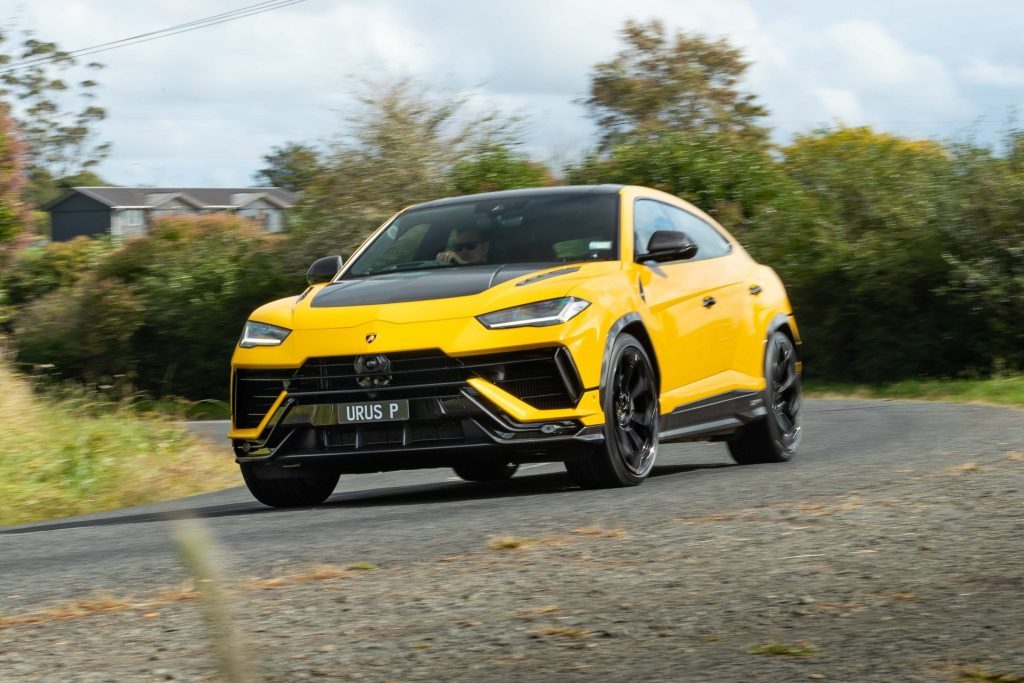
top-left (233, 389), bottom-right (603, 464)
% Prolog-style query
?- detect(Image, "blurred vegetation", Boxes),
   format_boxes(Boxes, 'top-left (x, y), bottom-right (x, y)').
top-left (10, 215), bottom-right (295, 399)
top-left (252, 141), bottom-right (323, 193)
top-left (0, 102), bottom-right (28, 245)
top-left (2, 22), bottom-right (1023, 399)
top-left (585, 19), bottom-right (770, 150)
top-left (291, 79), bottom-right (527, 262)
top-left (0, 29), bottom-right (110, 181)
top-left (571, 124), bottom-right (1024, 381)
top-left (0, 360), bottom-right (238, 526)
top-left (23, 166), bottom-right (109, 210)
top-left (807, 376), bottom-right (1024, 408)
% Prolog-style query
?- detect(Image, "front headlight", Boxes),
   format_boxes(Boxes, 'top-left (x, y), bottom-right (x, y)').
top-left (239, 320), bottom-right (291, 348)
top-left (476, 297), bottom-right (591, 329)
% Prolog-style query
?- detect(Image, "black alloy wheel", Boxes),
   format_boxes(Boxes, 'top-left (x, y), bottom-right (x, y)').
top-left (728, 330), bottom-right (803, 464)
top-left (452, 460), bottom-right (519, 482)
top-left (566, 333), bottom-right (659, 488)
top-left (769, 333), bottom-right (802, 440)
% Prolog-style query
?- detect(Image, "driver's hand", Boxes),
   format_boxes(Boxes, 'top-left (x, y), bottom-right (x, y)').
top-left (436, 250), bottom-right (467, 264)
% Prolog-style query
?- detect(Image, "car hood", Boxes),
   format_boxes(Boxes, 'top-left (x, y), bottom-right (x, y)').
top-left (250, 261), bottom-right (619, 330)
top-left (310, 264), bottom-right (548, 308)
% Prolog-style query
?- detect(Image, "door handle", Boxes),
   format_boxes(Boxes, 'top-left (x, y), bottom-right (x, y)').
top-left (749, 284), bottom-right (762, 296)
top-left (703, 296), bottom-right (716, 308)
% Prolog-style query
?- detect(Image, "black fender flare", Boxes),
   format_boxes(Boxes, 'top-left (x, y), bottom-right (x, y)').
top-left (766, 312), bottom-right (802, 362)
top-left (599, 312), bottom-right (646, 403)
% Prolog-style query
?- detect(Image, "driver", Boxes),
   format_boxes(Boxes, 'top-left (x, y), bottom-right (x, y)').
top-left (436, 228), bottom-right (490, 265)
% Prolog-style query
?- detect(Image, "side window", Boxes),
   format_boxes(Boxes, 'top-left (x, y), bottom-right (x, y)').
top-left (634, 199), bottom-right (731, 261)
top-left (633, 199), bottom-right (675, 256)
top-left (665, 205), bottom-right (731, 260)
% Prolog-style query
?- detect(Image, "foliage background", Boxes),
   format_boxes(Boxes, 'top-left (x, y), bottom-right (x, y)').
top-left (1, 21), bottom-right (1023, 399)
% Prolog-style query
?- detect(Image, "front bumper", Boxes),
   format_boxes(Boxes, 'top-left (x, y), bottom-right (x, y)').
top-left (234, 387), bottom-right (603, 474)
top-left (231, 346), bottom-right (605, 474)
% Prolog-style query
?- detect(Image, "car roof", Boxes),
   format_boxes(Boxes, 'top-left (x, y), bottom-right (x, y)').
top-left (411, 184), bottom-right (625, 209)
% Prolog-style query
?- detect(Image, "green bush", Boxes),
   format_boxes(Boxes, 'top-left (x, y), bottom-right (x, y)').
top-left (14, 216), bottom-right (297, 399)
top-left (6, 123), bottom-right (1024, 395)
top-left (15, 274), bottom-right (142, 382)
top-left (566, 126), bottom-right (1024, 381)
top-left (1, 236), bottom-right (113, 309)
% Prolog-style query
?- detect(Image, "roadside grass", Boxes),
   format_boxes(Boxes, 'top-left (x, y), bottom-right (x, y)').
top-left (137, 397), bottom-right (231, 421)
top-left (0, 362), bottom-right (239, 527)
top-left (806, 375), bottom-right (1024, 408)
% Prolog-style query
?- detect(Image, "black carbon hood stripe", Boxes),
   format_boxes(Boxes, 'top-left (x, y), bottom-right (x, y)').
top-left (311, 264), bottom-right (551, 307)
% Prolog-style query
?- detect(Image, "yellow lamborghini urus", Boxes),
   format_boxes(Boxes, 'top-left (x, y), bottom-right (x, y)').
top-left (231, 185), bottom-right (803, 507)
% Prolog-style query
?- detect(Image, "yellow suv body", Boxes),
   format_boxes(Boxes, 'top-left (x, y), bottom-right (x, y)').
top-left (231, 185), bottom-right (802, 506)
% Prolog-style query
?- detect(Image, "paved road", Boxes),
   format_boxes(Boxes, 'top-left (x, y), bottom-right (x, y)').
top-left (2, 399), bottom-right (1022, 612)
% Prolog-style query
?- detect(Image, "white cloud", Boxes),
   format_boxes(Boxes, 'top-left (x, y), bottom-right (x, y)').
top-left (813, 88), bottom-right (867, 125)
top-left (8, 1), bottom-right (1012, 186)
top-left (961, 56), bottom-right (1024, 87)
top-left (752, 18), bottom-right (974, 140)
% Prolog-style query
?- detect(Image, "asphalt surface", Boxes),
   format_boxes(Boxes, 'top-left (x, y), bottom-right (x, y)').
top-left (2, 399), bottom-right (1022, 613)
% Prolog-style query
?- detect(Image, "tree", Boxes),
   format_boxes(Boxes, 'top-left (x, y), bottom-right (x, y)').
top-left (0, 30), bottom-right (110, 178)
top-left (565, 130), bottom-right (824, 282)
top-left (23, 166), bottom-right (107, 209)
top-left (450, 145), bottom-right (553, 195)
top-left (0, 103), bottom-right (27, 244)
top-left (780, 127), bottom-right (974, 380)
top-left (253, 142), bottom-right (323, 193)
top-left (585, 19), bottom-right (769, 149)
top-left (940, 139), bottom-right (1024, 371)
top-left (290, 78), bottom-right (520, 267)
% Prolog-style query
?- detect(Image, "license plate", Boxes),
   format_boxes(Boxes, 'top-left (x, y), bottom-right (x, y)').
top-left (336, 399), bottom-right (409, 424)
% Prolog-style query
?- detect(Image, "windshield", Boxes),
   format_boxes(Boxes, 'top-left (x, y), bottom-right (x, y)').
top-left (343, 192), bottom-right (619, 278)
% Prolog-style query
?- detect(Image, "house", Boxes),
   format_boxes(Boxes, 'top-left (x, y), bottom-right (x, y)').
top-left (45, 187), bottom-right (299, 241)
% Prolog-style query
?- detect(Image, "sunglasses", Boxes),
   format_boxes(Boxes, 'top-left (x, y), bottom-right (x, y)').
top-left (453, 240), bottom-right (482, 251)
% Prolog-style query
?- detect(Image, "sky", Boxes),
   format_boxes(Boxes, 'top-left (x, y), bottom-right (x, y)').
top-left (6, 0), bottom-right (1024, 187)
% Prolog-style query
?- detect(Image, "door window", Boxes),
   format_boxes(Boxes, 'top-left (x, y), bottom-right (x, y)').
top-left (634, 199), bottom-right (731, 261)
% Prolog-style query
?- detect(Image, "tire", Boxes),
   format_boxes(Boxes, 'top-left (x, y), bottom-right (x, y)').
top-left (566, 333), bottom-right (659, 488)
top-left (240, 465), bottom-right (340, 508)
top-left (451, 460), bottom-right (519, 482)
top-left (728, 330), bottom-right (803, 465)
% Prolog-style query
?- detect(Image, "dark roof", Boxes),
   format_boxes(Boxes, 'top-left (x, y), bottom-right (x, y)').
top-left (46, 187), bottom-right (298, 210)
top-left (412, 185), bottom-right (624, 209)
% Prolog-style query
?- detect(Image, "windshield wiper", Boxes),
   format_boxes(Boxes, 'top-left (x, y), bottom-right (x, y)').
top-left (360, 260), bottom-right (458, 277)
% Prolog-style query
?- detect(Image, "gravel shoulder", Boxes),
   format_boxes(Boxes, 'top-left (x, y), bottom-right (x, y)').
top-left (2, 400), bottom-right (1023, 682)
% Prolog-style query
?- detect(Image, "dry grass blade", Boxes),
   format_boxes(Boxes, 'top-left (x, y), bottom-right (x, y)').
top-left (570, 526), bottom-right (629, 538)
top-left (530, 625), bottom-right (592, 639)
top-left (174, 518), bottom-right (258, 683)
top-left (0, 583), bottom-right (199, 630)
top-left (516, 605), bottom-right (561, 620)
top-left (963, 669), bottom-right (1024, 683)
top-left (487, 536), bottom-right (536, 551)
top-left (747, 642), bottom-right (818, 657)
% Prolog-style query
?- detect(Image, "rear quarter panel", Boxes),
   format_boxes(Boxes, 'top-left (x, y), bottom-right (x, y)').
top-left (737, 264), bottom-right (798, 382)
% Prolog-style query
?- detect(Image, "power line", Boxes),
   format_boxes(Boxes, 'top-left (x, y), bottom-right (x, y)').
top-left (0, 0), bottom-right (308, 74)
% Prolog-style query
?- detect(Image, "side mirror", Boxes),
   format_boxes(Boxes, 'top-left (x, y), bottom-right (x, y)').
top-left (306, 255), bottom-right (344, 285)
top-left (638, 230), bottom-right (699, 263)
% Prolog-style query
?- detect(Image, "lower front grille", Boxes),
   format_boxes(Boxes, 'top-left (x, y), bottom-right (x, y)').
top-left (290, 348), bottom-right (581, 409)
top-left (319, 419), bottom-right (465, 450)
top-left (233, 369), bottom-right (289, 429)
top-left (232, 347), bottom-right (584, 430)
